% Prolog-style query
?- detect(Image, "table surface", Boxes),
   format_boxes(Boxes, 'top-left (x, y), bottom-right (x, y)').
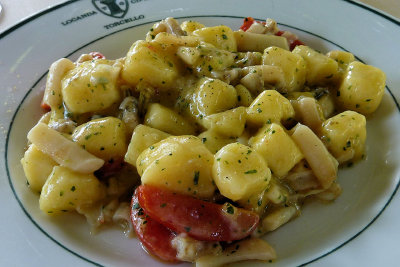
top-left (0, 0), bottom-right (399, 33)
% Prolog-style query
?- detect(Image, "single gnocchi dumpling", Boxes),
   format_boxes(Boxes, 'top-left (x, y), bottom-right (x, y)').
top-left (235, 84), bottom-right (253, 107)
top-left (326, 50), bottom-right (355, 75)
top-left (144, 103), bottom-right (196, 135)
top-left (262, 46), bottom-right (306, 92)
top-left (249, 123), bottom-right (304, 177)
top-left (121, 40), bottom-right (180, 90)
top-left (202, 107), bottom-right (246, 138)
top-left (21, 144), bottom-right (58, 193)
top-left (39, 166), bottom-right (105, 214)
top-left (192, 25), bottom-right (237, 52)
top-left (62, 59), bottom-right (121, 113)
top-left (321, 110), bottom-right (366, 163)
top-left (125, 124), bottom-right (170, 167)
top-left (246, 90), bottom-right (295, 127)
top-left (336, 61), bottom-right (386, 115)
top-left (137, 136), bottom-right (216, 198)
top-left (72, 117), bottom-right (127, 163)
top-left (177, 44), bottom-right (236, 77)
top-left (181, 20), bottom-right (205, 34)
top-left (212, 142), bottom-right (271, 202)
top-left (292, 45), bottom-right (339, 86)
top-left (190, 78), bottom-right (238, 119)
top-left (198, 130), bottom-right (236, 154)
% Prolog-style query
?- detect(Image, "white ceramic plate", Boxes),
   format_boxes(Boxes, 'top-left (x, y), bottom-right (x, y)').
top-left (1, 0), bottom-right (400, 266)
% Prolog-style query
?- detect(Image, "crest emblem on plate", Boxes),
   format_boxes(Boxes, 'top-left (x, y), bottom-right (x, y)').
top-left (92, 0), bottom-right (129, 18)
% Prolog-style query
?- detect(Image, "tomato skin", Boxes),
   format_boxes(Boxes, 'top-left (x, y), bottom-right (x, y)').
top-left (130, 189), bottom-right (179, 262)
top-left (40, 101), bottom-right (51, 111)
top-left (89, 52), bottom-right (106, 59)
top-left (95, 159), bottom-right (124, 179)
top-left (289, 39), bottom-right (305, 50)
top-left (275, 30), bottom-right (304, 50)
top-left (240, 17), bottom-right (255, 31)
top-left (240, 17), bottom-right (267, 31)
top-left (137, 185), bottom-right (259, 242)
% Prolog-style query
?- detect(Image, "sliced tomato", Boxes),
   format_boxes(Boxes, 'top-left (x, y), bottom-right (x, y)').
top-left (130, 189), bottom-right (179, 262)
top-left (136, 185), bottom-right (259, 242)
top-left (89, 52), bottom-right (106, 59)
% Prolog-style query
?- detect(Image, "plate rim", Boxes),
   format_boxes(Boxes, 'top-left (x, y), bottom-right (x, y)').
top-left (1, 0), bottom-right (400, 40)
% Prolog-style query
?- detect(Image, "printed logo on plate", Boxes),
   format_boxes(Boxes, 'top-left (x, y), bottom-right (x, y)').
top-left (92, 0), bottom-right (129, 18)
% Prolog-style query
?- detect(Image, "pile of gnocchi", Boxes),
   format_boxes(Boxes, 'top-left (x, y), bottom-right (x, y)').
top-left (21, 17), bottom-right (386, 265)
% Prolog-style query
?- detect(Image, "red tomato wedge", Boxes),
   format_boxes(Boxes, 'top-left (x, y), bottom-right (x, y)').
top-left (130, 190), bottom-right (179, 262)
top-left (136, 185), bottom-right (260, 242)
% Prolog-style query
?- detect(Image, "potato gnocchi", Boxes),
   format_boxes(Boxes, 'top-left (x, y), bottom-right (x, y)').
top-left (21, 17), bottom-right (386, 266)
